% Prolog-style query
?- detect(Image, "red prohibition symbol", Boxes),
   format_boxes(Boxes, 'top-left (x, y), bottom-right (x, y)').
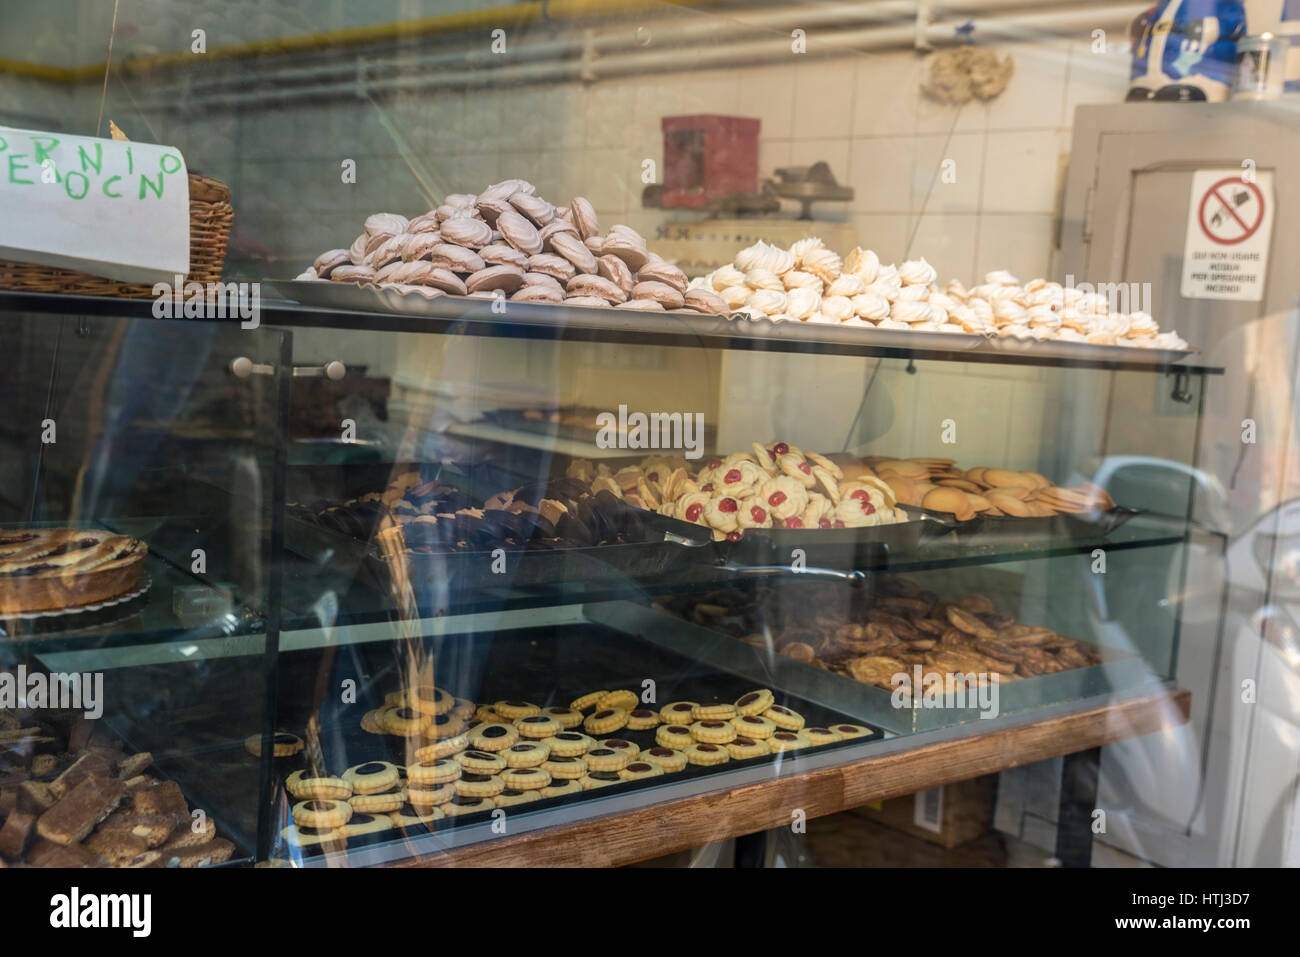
top-left (1197, 176), bottom-right (1265, 246)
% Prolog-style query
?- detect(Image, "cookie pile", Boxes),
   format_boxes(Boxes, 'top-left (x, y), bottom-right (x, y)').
top-left (663, 577), bottom-right (1105, 694)
top-left (691, 238), bottom-right (1190, 350)
top-left (298, 179), bottom-right (730, 315)
top-left (278, 684), bottom-right (872, 852)
top-left (2, 710), bottom-right (232, 868)
top-left (566, 441), bottom-right (905, 541)
top-left (865, 457), bottom-right (1117, 520)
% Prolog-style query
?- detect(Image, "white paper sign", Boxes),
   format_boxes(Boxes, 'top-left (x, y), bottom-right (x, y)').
top-left (0, 126), bottom-right (190, 284)
top-left (1180, 168), bottom-right (1274, 302)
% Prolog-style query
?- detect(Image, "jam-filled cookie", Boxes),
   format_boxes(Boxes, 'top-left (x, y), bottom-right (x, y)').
top-left (658, 701), bottom-right (699, 724)
top-left (803, 727), bottom-right (844, 746)
top-left (683, 743), bottom-right (730, 766)
top-left (734, 689), bottom-right (775, 717)
top-left (245, 731), bottom-right (303, 757)
top-left (692, 702), bottom-right (737, 721)
top-left (380, 706), bottom-right (431, 736)
top-left (731, 714), bottom-right (776, 739)
top-left (726, 736), bottom-right (769, 760)
top-left (597, 690), bottom-right (639, 712)
top-left (618, 761), bottom-right (664, 781)
top-left (503, 741), bottom-right (551, 768)
top-left (493, 700), bottom-right (541, 720)
top-left (442, 795), bottom-right (496, 816)
top-left (541, 778), bottom-right (582, 798)
top-left (514, 714), bottom-right (562, 739)
top-left (569, 690), bottom-right (607, 712)
top-left (469, 723), bottom-right (519, 751)
top-left (541, 755), bottom-right (587, 779)
top-left (349, 786), bottom-right (406, 814)
top-left (541, 731), bottom-right (593, 756)
top-left (407, 758), bottom-right (461, 786)
top-left (286, 770), bottom-right (351, 801)
top-left (455, 773), bottom-right (505, 798)
top-left (406, 782), bottom-right (456, 807)
top-left (282, 824), bottom-right (344, 850)
top-left (342, 813), bottom-right (394, 838)
top-left (414, 734), bottom-right (468, 762)
top-left (408, 685), bottom-right (455, 716)
top-left (582, 708), bottom-right (629, 736)
top-left (690, 720), bottom-right (737, 744)
top-left (637, 747), bottom-right (688, 773)
top-left (768, 731), bottom-right (812, 752)
top-left (494, 788), bottom-right (542, 807)
top-left (500, 767), bottom-right (551, 790)
top-left (625, 708), bottom-right (660, 731)
top-left (390, 803), bottom-right (443, 827)
top-left (583, 747), bottom-right (630, 772)
top-left (292, 799), bottom-right (353, 829)
top-left (598, 738), bottom-right (640, 758)
top-left (764, 705), bottom-right (805, 731)
top-left (579, 771), bottom-right (624, 790)
top-left (454, 749), bottom-right (507, 774)
top-left (655, 725), bottom-right (694, 750)
top-left (829, 723), bottom-right (874, 740)
top-left (542, 706), bottom-right (583, 729)
top-left (343, 761), bottom-right (399, 794)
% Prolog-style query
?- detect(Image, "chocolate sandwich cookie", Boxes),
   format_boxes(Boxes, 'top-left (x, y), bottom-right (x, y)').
top-left (763, 705), bottom-right (806, 731)
top-left (500, 767), bottom-right (551, 791)
top-left (503, 741), bottom-right (551, 768)
top-left (286, 770), bottom-right (352, 801)
top-left (342, 761), bottom-right (399, 795)
top-left (514, 714), bottom-right (562, 739)
top-left (455, 773), bottom-right (505, 798)
top-left (540, 755), bottom-right (587, 780)
top-left (542, 732), bottom-right (593, 757)
top-left (683, 743), bottom-right (730, 766)
top-left (582, 708), bottom-right (628, 736)
top-left (453, 750), bottom-right (507, 774)
top-left (625, 709), bottom-right (660, 731)
top-left (734, 689), bottom-right (775, 717)
top-left (726, 736), bottom-right (769, 760)
top-left (468, 723), bottom-right (519, 752)
top-left (637, 747), bottom-right (688, 773)
top-left (618, 761), bottom-right (664, 781)
top-left (690, 720), bottom-right (737, 744)
top-left (768, 731), bottom-right (812, 753)
top-left (390, 803), bottom-right (443, 827)
top-left (583, 748), bottom-right (630, 772)
top-left (731, 714), bottom-right (776, 740)
top-left (442, 795), bottom-right (495, 817)
top-left (579, 771), bottom-right (624, 791)
top-left (802, 728), bottom-right (844, 746)
top-left (655, 725), bottom-right (694, 750)
top-left (292, 799), bottom-right (352, 829)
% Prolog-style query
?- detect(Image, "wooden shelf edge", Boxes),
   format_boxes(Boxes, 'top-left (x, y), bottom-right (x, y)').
top-left (385, 687), bottom-right (1190, 868)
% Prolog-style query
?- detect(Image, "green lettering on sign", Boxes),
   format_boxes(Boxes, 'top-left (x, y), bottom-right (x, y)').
top-left (31, 136), bottom-right (59, 166)
top-left (139, 171), bottom-right (164, 199)
top-left (64, 171), bottom-right (89, 200)
top-left (102, 175), bottom-right (122, 198)
top-left (78, 143), bottom-right (103, 175)
top-left (8, 154), bottom-right (33, 184)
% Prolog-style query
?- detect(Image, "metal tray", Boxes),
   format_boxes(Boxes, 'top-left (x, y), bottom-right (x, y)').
top-left (952, 506), bottom-right (1143, 544)
top-left (268, 620), bottom-right (886, 861)
top-left (265, 280), bottom-right (1196, 365)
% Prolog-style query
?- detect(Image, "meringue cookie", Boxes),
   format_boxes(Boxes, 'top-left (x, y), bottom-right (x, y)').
top-left (720, 285), bottom-right (752, 309)
top-left (711, 264), bottom-right (745, 291)
top-left (985, 269), bottom-right (1019, 286)
top-left (851, 292), bottom-right (891, 321)
top-left (843, 247), bottom-right (881, 284)
top-left (820, 295), bottom-right (854, 322)
top-left (782, 270), bottom-right (823, 292)
top-left (1023, 277), bottom-right (1049, 294)
top-left (1128, 311), bottom-right (1158, 337)
top-left (734, 240), bottom-right (792, 275)
top-left (801, 247), bottom-right (843, 284)
top-left (927, 292), bottom-right (961, 312)
top-left (891, 300), bottom-right (932, 324)
top-left (899, 257), bottom-right (938, 286)
top-left (969, 298), bottom-right (994, 323)
top-left (864, 275), bottom-right (902, 300)
top-left (786, 287), bottom-right (821, 320)
top-left (895, 283), bottom-right (930, 302)
top-left (1026, 304), bottom-right (1061, 328)
top-left (788, 237), bottom-right (826, 266)
top-left (825, 274), bottom-right (866, 298)
top-left (1077, 292), bottom-right (1110, 315)
top-left (744, 268), bottom-right (785, 292)
top-left (992, 299), bottom-right (1028, 324)
top-left (876, 318), bottom-right (911, 330)
top-left (945, 278), bottom-right (970, 302)
top-left (926, 303), bottom-right (950, 325)
top-left (745, 289), bottom-right (787, 315)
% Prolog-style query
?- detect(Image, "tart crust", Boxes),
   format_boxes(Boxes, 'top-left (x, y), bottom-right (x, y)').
top-left (0, 528), bottom-right (147, 615)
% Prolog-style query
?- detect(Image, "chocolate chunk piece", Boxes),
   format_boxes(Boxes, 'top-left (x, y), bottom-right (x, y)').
top-left (0, 809), bottom-right (36, 859)
top-left (37, 776), bottom-right (126, 846)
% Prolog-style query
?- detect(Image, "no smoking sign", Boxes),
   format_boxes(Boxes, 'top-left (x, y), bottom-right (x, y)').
top-left (1182, 168), bottom-right (1274, 302)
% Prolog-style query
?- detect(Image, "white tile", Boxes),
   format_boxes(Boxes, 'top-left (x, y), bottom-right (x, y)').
top-left (904, 214), bottom-right (978, 285)
top-left (673, 68), bottom-right (743, 117)
top-left (981, 129), bottom-right (1068, 214)
top-left (742, 66), bottom-right (797, 140)
top-left (853, 51), bottom-right (922, 137)
top-left (791, 60), bottom-right (857, 142)
top-left (1063, 42), bottom-right (1133, 121)
top-left (852, 214), bottom-right (912, 266)
top-left (974, 213), bottom-right (1057, 282)
top-left (986, 41), bottom-right (1070, 131)
top-left (583, 148), bottom-right (636, 215)
top-left (910, 132), bottom-right (985, 215)
top-left (460, 88), bottom-right (504, 151)
top-left (848, 135), bottom-right (916, 214)
top-left (586, 80), bottom-right (640, 149)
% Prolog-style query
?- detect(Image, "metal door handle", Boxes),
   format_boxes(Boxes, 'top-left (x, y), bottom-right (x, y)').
top-left (229, 358), bottom-right (346, 380)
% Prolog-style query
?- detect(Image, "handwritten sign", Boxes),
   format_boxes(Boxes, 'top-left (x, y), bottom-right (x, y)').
top-left (0, 127), bottom-right (190, 284)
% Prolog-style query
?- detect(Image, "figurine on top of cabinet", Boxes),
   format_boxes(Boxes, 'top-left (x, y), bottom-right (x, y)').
top-left (1127, 0), bottom-right (1247, 101)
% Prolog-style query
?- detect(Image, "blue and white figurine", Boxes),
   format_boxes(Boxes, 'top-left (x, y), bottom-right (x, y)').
top-left (1128, 0), bottom-right (1248, 101)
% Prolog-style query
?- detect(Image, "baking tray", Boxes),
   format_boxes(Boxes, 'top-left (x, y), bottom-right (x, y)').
top-left (267, 619), bottom-right (886, 861)
top-left (265, 280), bottom-right (1196, 365)
top-left (952, 506), bottom-right (1143, 544)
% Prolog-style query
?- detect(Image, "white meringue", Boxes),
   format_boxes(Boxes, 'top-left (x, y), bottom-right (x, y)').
top-left (891, 300), bottom-right (932, 324)
top-left (864, 276), bottom-right (902, 300)
top-left (899, 257), bottom-right (938, 286)
top-left (711, 264), bottom-right (745, 291)
top-left (851, 292), bottom-right (891, 320)
top-left (945, 278), bottom-right (970, 302)
top-left (985, 269), bottom-right (1019, 286)
top-left (992, 299), bottom-right (1028, 324)
top-left (782, 270), bottom-right (823, 292)
top-left (744, 268), bottom-right (784, 291)
top-left (734, 241), bottom-right (777, 273)
top-left (1076, 292), bottom-right (1109, 315)
top-left (786, 287), bottom-right (821, 320)
top-left (895, 283), bottom-right (930, 302)
top-left (820, 295), bottom-right (855, 321)
top-left (1128, 311), bottom-right (1158, 336)
top-left (826, 274), bottom-right (866, 298)
top-left (844, 247), bottom-right (881, 284)
top-left (745, 289), bottom-right (787, 315)
top-left (720, 284), bottom-right (752, 309)
top-left (801, 247), bottom-right (843, 284)
top-left (1026, 304), bottom-right (1060, 328)
top-left (876, 318), bottom-right (911, 330)
top-left (788, 237), bottom-right (826, 265)
top-left (969, 298), bottom-right (994, 323)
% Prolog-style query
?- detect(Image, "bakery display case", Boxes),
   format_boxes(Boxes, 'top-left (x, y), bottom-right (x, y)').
top-left (7, 0), bottom-right (1296, 878)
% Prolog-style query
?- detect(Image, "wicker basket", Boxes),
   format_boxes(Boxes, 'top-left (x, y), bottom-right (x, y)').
top-left (0, 172), bottom-right (233, 298)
